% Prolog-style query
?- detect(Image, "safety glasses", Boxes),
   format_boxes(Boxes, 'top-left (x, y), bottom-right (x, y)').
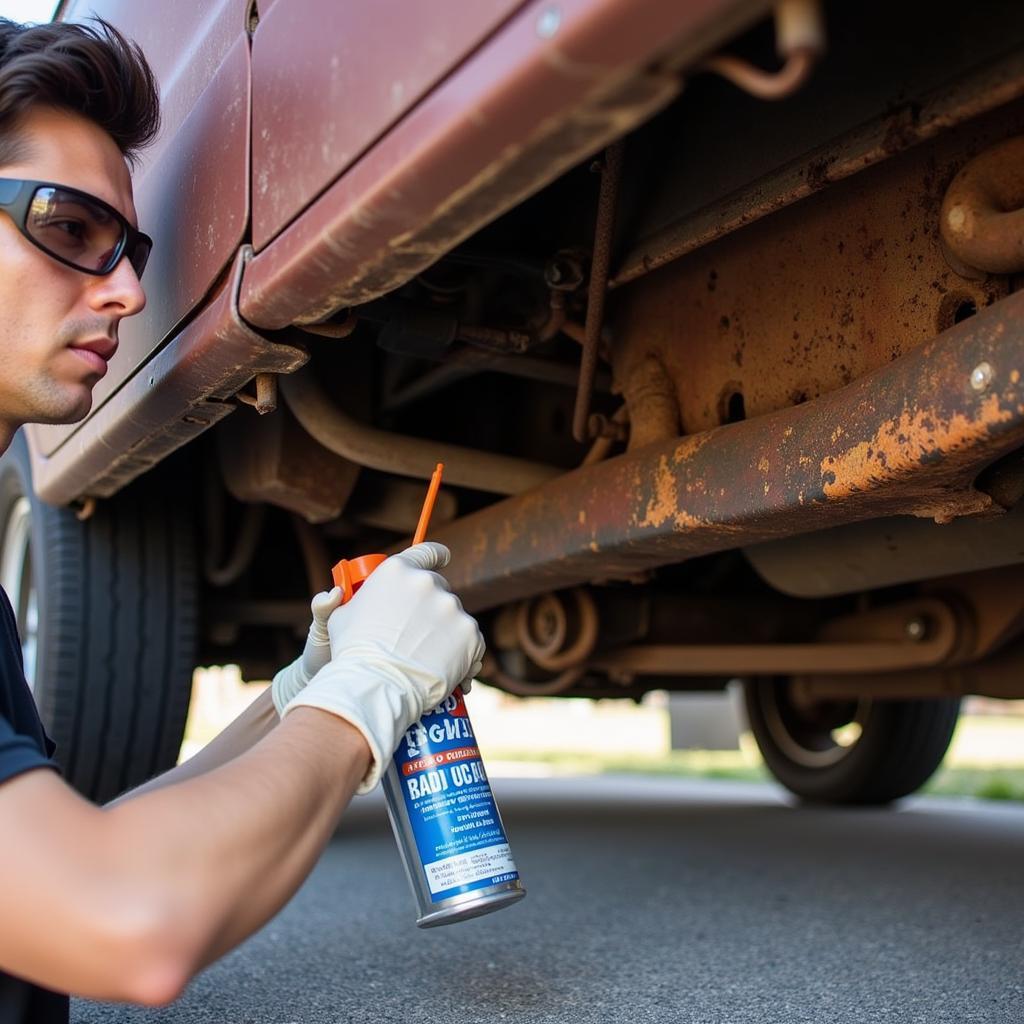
top-left (0, 177), bottom-right (152, 280)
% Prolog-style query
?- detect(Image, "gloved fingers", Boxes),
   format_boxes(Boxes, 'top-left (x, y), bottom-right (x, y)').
top-left (440, 611), bottom-right (484, 672)
top-left (311, 586), bottom-right (343, 624)
top-left (307, 587), bottom-right (343, 646)
top-left (392, 541), bottom-right (451, 571)
top-left (395, 568), bottom-right (452, 596)
top-left (422, 570), bottom-right (453, 593)
top-left (466, 624), bottom-right (486, 673)
top-left (459, 659), bottom-right (483, 695)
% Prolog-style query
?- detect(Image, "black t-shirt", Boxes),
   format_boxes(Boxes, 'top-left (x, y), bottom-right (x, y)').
top-left (0, 585), bottom-right (69, 1024)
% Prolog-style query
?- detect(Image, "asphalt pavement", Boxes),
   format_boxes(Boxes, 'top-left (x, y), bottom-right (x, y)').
top-left (72, 775), bottom-right (1024, 1023)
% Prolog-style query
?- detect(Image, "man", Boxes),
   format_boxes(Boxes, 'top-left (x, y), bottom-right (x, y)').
top-left (0, 18), bottom-right (485, 1022)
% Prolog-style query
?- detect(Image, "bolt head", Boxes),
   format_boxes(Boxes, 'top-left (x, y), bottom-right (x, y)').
top-left (536, 6), bottom-right (561, 38)
top-left (545, 254), bottom-right (584, 291)
top-left (970, 361), bottom-right (993, 391)
top-left (905, 617), bottom-right (927, 642)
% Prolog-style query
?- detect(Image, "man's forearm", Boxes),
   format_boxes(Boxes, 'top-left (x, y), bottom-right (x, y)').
top-left (109, 688), bottom-right (280, 806)
top-left (104, 707), bottom-right (370, 973)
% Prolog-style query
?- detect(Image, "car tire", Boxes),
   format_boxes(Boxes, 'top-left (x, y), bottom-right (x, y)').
top-left (744, 677), bottom-right (960, 805)
top-left (0, 431), bottom-right (197, 803)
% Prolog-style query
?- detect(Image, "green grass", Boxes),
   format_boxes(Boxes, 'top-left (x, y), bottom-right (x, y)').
top-left (923, 767), bottom-right (1024, 802)
top-left (492, 748), bottom-right (767, 783)
top-left (492, 746), bottom-right (1024, 803)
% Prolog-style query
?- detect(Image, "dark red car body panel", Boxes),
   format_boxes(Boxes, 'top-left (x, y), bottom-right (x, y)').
top-left (35, 0), bottom-right (250, 460)
top-left (249, 0), bottom-right (527, 250)
top-left (240, 0), bottom-right (755, 329)
top-left (31, 0), bottom-right (764, 502)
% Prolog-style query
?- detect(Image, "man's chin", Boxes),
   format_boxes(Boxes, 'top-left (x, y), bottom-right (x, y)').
top-left (33, 390), bottom-right (93, 426)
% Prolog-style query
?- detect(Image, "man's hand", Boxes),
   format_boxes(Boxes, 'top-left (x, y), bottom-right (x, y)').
top-left (271, 586), bottom-right (344, 715)
top-left (281, 542), bottom-right (485, 792)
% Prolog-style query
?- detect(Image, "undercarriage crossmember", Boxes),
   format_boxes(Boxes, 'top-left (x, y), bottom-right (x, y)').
top-left (435, 288), bottom-right (1024, 613)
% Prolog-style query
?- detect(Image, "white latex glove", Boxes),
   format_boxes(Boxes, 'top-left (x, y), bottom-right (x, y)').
top-left (271, 586), bottom-right (344, 716)
top-left (281, 542), bottom-right (485, 793)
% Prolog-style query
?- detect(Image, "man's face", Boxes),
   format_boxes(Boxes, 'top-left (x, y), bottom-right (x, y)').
top-left (0, 105), bottom-right (145, 429)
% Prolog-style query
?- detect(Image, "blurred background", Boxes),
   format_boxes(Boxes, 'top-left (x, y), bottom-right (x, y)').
top-left (184, 667), bottom-right (1024, 802)
top-left (0, 0), bottom-right (56, 24)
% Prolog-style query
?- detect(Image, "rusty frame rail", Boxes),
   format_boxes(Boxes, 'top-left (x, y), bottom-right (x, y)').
top-left (436, 288), bottom-right (1024, 613)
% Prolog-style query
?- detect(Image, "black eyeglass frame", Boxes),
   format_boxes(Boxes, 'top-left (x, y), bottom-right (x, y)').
top-left (0, 176), bottom-right (152, 279)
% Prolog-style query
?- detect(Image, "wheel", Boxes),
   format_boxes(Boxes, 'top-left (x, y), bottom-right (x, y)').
top-left (0, 431), bottom-right (197, 803)
top-left (743, 677), bottom-right (960, 805)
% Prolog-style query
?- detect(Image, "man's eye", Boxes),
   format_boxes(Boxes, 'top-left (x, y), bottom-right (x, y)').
top-left (51, 218), bottom-right (87, 240)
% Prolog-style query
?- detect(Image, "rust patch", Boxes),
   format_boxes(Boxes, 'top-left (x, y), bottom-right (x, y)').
top-left (612, 52), bottom-right (1024, 289)
top-left (636, 453), bottom-right (708, 531)
top-left (611, 107), bottom-right (1013, 438)
top-left (820, 393), bottom-right (1013, 499)
top-left (669, 430), bottom-right (713, 465)
top-left (435, 290), bottom-right (1024, 613)
top-left (636, 454), bottom-right (679, 529)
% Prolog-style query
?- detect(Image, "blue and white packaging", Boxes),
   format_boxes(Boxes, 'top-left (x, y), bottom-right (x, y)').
top-left (382, 689), bottom-right (526, 926)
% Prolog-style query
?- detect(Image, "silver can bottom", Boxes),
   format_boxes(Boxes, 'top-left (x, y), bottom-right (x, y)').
top-left (416, 880), bottom-right (526, 929)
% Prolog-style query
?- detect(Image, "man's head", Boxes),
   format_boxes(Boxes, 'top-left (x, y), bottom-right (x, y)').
top-left (0, 18), bottom-right (158, 435)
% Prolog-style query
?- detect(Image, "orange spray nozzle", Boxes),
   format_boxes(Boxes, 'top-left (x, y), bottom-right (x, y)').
top-left (413, 462), bottom-right (444, 546)
top-left (331, 463), bottom-right (445, 604)
top-left (331, 552), bottom-right (388, 603)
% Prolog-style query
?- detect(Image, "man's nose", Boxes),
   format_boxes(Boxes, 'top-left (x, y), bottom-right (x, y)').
top-left (87, 256), bottom-right (147, 319)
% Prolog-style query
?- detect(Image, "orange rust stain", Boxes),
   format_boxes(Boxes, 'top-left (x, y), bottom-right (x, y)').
top-left (757, 456), bottom-right (770, 473)
top-left (670, 431), bottom-right (713, 465)
top-left (636, 454), bottom-right (678, 528)
top-left (635, 454), bottom-right (706, 531)
top-left (820, 395), bottom-right (1013, 499)
top-left (674, 508), bottom-right (708, 530)
top-left (1012, 369), bottom-right (1021, 384)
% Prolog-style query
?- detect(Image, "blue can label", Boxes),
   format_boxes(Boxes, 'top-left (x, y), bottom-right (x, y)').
top-left (394, 690), bottom-right (519, 902)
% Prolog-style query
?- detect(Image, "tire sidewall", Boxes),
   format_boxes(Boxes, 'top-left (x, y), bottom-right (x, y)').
top-left (745, 677), bottom-right (959, 804)
top-left (0, 430), bottom-right (76, 733)
top-left (744, 678), bottom-right (872, 801)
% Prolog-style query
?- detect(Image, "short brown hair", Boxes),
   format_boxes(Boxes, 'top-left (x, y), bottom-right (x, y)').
top-left (0, 17), bottom-right (159, 167)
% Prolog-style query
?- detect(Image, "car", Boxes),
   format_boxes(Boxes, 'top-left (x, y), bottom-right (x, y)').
top-left (4, 0), bottom-right (1024, 804)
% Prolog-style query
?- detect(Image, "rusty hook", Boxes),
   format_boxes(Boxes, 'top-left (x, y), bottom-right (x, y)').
top-left (941, 135), bottom-right (1024, 279)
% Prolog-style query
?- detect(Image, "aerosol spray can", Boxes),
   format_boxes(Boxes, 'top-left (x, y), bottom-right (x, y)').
top-left (332, 463), bottom-right (526, 927)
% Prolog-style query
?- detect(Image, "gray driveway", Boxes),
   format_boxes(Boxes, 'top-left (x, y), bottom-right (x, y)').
top-left (73, 775), bottom-right (1024, 1023)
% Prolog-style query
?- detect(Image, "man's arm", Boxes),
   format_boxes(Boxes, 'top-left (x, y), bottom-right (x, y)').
top-left (0, 542), bottom-right (483, 1007)
top-left (112, 585), bottom-right (343, 805)
top-left (0, 707), bottom-right (369, 1006)
top-left (109, 687), bottom-right (279, 804)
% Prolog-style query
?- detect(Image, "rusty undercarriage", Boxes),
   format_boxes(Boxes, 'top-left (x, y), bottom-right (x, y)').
top-left (197, 3), bottom-right (1024, 720)
top-left (24, 0), bottom-right (1024, 802)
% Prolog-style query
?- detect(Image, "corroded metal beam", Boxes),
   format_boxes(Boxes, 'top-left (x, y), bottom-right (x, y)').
top-left (437, 289), bottom-right (1024, 613)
